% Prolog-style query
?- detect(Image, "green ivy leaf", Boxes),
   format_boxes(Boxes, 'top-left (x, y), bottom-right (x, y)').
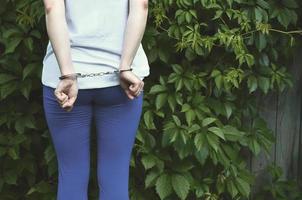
top-left (155, 93), bottom-right (168, 110)
top-left (0, 74), bottom-right (17, 84)
top-left (144, 110), bottom-right (156, 129)
top-left (206, 133), bottom-right (219, 152)
top-left (20, 79), bottom-right (32, 100)
top-left (149, 85), bottom-right (167, 94)
top-left (4, 169), bottom-right (17, 185)
top-left (4, 37), bottom-right (22, 54)
top-left (224, 102), bottom-right (233, 119)
top-left (208, 127), bottom-right (226, 141)
top-left (171, 174), bottom-right (190, 200)
top-left (247, 75), bottom-right (258, 93)
top-left (44, 145), bottom-right (55, 164)
top-left (235, 177), bottom-right (251, 197)
top-left (202, 117), bottom-right (217, 127)
top-left (227, 179), bottom-right (239, 198)
top-left (141, 154), bottom-right (158, 170)
top-left (145, 170), bottom-right (160, 188)
top-left (155, 173), bottom-right (173, 200)
top-left (194, 133), bottom-right (205, 151)
top-left (248, 138), bottom-right (261, 155)
top-left (8, 147), bottom-right (19, 160)
top-left (258, 76), bottom-right (270, 94)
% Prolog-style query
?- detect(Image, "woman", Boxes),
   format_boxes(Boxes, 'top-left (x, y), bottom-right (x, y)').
top-left (41, 0), bottom-right (150, 199)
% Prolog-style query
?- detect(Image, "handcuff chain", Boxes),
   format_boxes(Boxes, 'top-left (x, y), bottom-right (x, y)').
top-left (77, 69), bottom-right (120, 78)
top-left (58, 68), bottom-right (133, 80)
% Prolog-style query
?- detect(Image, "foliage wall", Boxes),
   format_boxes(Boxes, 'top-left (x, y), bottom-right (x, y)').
top-left (0, 0), bottom-right (302, 199)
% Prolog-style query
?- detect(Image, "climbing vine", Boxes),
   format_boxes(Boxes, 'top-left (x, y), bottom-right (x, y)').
top-left (0, 0), bottom-right (301, 199)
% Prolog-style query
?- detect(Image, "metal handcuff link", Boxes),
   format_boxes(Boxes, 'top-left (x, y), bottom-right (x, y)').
top-left (58, 68), bottom-right (144, 94)
top-left (58, 68), bottom-right (131, 80)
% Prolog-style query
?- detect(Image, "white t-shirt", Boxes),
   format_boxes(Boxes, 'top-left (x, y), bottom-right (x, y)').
top-left (41, 0), bottom-right (150, 89)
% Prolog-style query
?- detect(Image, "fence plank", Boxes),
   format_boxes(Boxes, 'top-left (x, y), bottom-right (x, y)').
top-left (275, 88), bottom-right (301, 180)
top-left (275, 50), bottom-right (302, 180)
top-left (250, 91), bottom-right (278, 196)
top-left (251, 47), bottom-right (302, 197)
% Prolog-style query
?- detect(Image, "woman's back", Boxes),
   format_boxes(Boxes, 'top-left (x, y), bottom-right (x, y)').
top-left (66, 0), bottom-right (128, 40)
top-left (41, 0), bottom-right (150, 89)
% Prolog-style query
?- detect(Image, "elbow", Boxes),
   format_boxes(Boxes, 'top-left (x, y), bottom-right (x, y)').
top-left (43, 0), bottom-right (63, 14)
top-left (133, 0), bottom-right (148, 12)
top-left (43, 0), bottom-right (54, 14)
top-left (141, 0), bottom-right (148, 11)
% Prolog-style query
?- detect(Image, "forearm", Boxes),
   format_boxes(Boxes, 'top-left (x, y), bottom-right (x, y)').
top-left (119, 0), bottom-right (149, 70)
top-left (43, 0), bottom-right (75, 75)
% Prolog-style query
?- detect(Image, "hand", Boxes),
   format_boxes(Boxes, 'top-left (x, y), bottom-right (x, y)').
top-left (54, 78), bottom-right (78, 112)
top-left (119, 70), bottom-right (144, 100)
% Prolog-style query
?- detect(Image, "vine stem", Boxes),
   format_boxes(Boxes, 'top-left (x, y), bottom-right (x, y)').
top-left (268, 28), bottom-right (302, 36)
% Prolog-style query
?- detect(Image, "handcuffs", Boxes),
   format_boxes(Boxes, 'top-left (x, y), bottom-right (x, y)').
top-left (58, 67), bottom-right (143, 95)
top-left (58, 68), bottom-right (132, 80)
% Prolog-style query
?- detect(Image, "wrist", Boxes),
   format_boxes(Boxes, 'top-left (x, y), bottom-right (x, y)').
top-left (59, 73), bottom-right (80, 81)
top-left (119, 68), bottom-right (133, 74)
top-left (61, 77), bottom-right (78, 82)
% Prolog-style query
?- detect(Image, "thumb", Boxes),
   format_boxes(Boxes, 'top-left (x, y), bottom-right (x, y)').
top-left (129, 83), bottom-right (139, 92)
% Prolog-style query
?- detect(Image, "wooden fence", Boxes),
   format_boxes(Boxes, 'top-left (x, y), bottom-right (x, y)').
top-left (249, 47), bottom-right (302, 195)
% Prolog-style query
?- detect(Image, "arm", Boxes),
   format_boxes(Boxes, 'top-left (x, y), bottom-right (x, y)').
top-left (43, 0), bottom-right (75, 76)
top-left (43, 0), bottom-right (78, 112)
top-left (119, 0), bottom-right (149, 70)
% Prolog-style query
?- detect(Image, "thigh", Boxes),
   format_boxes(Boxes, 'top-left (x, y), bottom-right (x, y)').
top-left (42, 85), bottom-right (94, 170)
top-left (93, 85), bottom-right (144, 198)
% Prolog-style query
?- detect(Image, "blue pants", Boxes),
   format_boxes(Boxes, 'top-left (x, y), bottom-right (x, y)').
top-left (42, 84), bottom-right (144, 200)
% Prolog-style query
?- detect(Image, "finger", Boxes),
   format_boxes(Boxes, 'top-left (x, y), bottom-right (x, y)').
top-left (59, 96), bottom-right (69, 105)
top-left (62, 96), bottom-right (76, 108)
top-left (62, 103), bottom-right (73, 110)
top-left (134, 84), bottom-right (142, 97)
top-left (55, 91), bottom-right (68, 102)
top-left (54, 90), bottom-right (64, 99)
top-left (141, 80), bottom-right (145, 89)
top-left (67, 96), bottom-right (77, 107)
top-left (125, 89), bottom-right (135, 100)
top-left (120, 80), bottom-right (135, 99)
top-left (122, 84), bottom-right (135, 99)
top-left (139, 81), bottom-right (145, 92)
top-left (134, 82), bottom-right (144, 97)
top-left (131, 85), bottom-right (141, 97)
top-left (64, 105), bottom-right (73, 112)
top-left (139, 81), bottom-right (144, 92)
top-left (63, 106), bottom-right (73, 111)
top-left (129, 83), bottom-right (140, 93)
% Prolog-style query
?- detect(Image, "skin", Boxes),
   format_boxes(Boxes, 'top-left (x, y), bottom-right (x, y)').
top-left (42, 0), bottom-right (149, 112)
